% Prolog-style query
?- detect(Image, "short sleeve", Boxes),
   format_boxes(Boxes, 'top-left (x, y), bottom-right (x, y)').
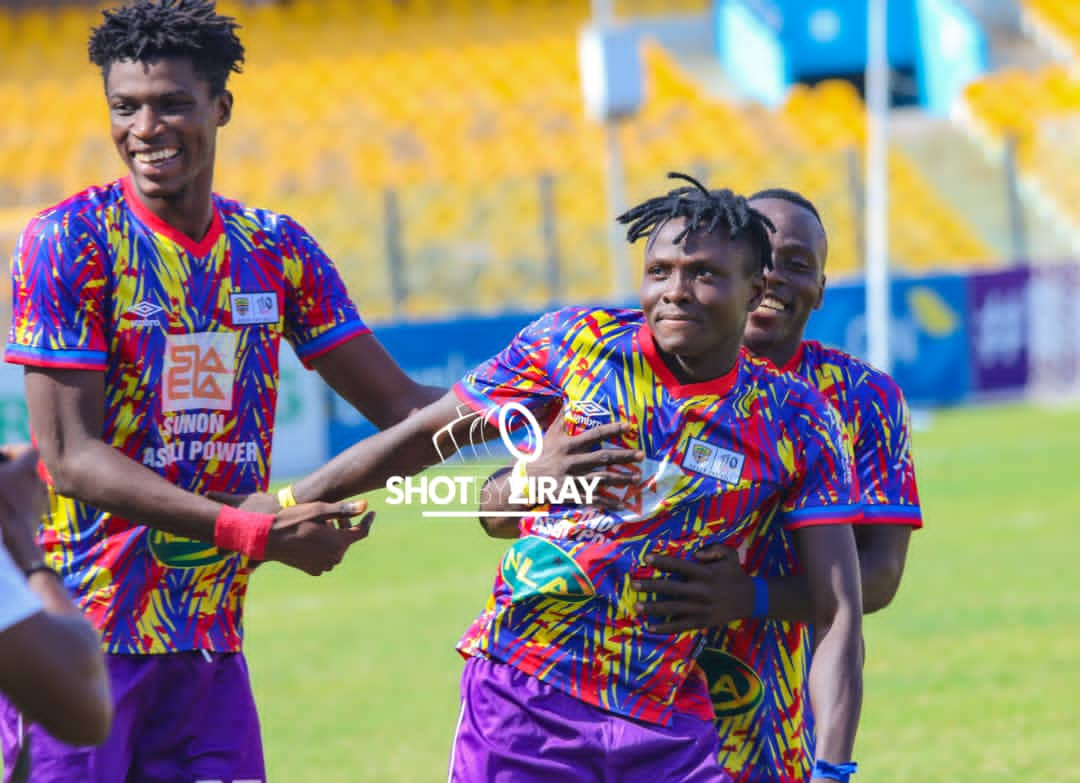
top-left (4, 212), bottom-right (109, 370)
top-left (452, 309), bottom-right (567, 420)
top-left (853, 374), bottom-right (923, 528)
top-left (0, 546), bottom-right (42, 632)
top-left (279, 215), bottom-right (370, 368)
top-left (781, 388), bottom-right (862, 530)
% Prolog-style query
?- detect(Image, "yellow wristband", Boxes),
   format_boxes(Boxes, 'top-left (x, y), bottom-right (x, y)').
top-left (277, 485), bottom-right (298, 509)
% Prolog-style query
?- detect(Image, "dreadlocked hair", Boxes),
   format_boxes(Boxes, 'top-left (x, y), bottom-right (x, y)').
top-left (89, 0), bottom-right (244, 95)
top-left (617, 172), bottom-right (775, 274)
top-left (749, 188), bottom-right (824, 227)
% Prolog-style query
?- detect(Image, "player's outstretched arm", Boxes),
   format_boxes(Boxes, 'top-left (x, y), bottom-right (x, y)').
top-left (26, 367), bottom-right (372, 575)
top-left (0, 446), bottom-right (112, 746)
top-left (290, 390), bottom-right (499, 505)
top-left (308, 333), bottom-right (445, 430)
top-left (477, 414), bottom-right (642, 538)
top-left (796, 523), bottom-right (863, 774)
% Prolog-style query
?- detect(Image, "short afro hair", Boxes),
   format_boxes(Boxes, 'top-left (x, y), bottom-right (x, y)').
top-left (88, 0), bottom-right (244, 95)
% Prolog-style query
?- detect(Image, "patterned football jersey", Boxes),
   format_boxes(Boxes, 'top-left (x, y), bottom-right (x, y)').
top-left (701, 340), bottom-right (922, 782)
top-left (453, 307), bottom-right (859, 727)
top-left (5, 177), bottom-right (368, 654)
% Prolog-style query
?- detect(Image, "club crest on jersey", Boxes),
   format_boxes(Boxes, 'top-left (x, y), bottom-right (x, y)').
top-left (682, 437), bottom-right (745, 484)
top-left (230, 291), bottom-right (280, 326)
top-left (565, 399), bottom-right (610, 432)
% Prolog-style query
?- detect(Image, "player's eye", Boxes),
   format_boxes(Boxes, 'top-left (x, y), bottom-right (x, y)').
top-left (647, 265), bottom-right (668, 278)
top-left (111, 103), bottom-right (135, 116)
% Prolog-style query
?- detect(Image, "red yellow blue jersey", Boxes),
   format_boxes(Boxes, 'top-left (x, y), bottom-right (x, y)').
top-left (452, 308), bottom-right (859, 727)
top-left (699, 340), bottom-right (923, 783)
top-left (4, 178), bottom-right (367, 654)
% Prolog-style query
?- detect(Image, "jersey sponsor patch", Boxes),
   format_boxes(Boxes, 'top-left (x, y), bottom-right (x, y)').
top-left (682, 437), bottom-right (745, 484)
top-left (163, 332), bottom-right (236, 412)
top-left (230, 291), bottom-right (280, 326)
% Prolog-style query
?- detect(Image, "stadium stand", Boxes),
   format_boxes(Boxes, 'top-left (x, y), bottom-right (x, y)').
top-left (1, 0), bottom-right (995, 320)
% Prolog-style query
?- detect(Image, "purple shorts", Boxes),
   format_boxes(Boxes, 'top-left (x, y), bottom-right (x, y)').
top-left (0, 652), bottom-right (264, 783)
top-left (449, 656), bottom-right (732, 783)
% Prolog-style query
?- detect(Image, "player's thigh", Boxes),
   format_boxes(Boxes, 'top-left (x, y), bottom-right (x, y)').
top-left (134, 652), bottom-right (264, 783)
top-left (449, 657), bottom-right (605, 783)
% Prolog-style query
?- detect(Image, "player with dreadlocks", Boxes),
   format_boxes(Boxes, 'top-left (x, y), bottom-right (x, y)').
top-left (254, 173), bottom-right (864, 781)
top-left (1, 1), bottom-right (443, 780)
top-left (632, 187), bottom-right (921, 783)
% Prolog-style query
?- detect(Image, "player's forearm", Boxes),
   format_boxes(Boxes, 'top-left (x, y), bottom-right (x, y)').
top-left (478, 467), bottom-right (525, 538)
top-left (763, 574), bottom-right (815, 623)
top-left (292, 392), bottom-right (485, 504)
top-left (807, 603), bottom-right (863, 766)
top-left (0, 609), bottom-right (111, 743)
top-left (27, 569), bottom-right (89, 618)
top-left (45, 439), bottom-right (223, 541)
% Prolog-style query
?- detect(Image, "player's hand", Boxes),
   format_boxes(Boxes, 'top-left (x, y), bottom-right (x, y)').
top-left (525, 407), bottom-right (643, 510)
top-left (263, 499), bottom-right (375, 576)
top-left (0, 444), bottom-right (49, 570)
top-left (632, 545), bottom-right (751, 633)
top-left (234, 491), bottom-right (281, 515)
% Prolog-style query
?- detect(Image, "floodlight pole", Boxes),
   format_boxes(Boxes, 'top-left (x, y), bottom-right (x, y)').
top-left (593, 0), bottom-right (633, 303)
top-left (865, 0), bottom-right (891, 372)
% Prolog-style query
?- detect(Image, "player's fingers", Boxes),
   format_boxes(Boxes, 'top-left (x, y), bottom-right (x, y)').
top-left (342, 511), bottom-right (376, 545)
top-left (565, 421), bottom-right (630, 448)
top-left (312, 499), bottom-right (367, 523)
top-left (693, 544), bottom-right (739, 563)
top-left (635, 600), bottom-right (703, 622)
top-left (632, 578), bottom-right (700, 599)
top-left (644, 554), bottom-right (711, 580)
top-left (570, 450), bottom-right (640, 473)
top-left (643, 618), bottom-right (705, 634)
top-left (587, 470), bottom-right (635, 487)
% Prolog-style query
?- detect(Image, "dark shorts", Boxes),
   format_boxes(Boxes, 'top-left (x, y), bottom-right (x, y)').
top-left (0, 651), bottom-right (264, 783)
top-left (448, 656), bottom-right (732, 783)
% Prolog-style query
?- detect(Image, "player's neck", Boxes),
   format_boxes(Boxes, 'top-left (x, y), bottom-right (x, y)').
top-left (745, 332), bottom-right (804, 371)
top-left (663, 343), bottom-right (740, 384)
top-left (130, 180), bottom-right (216, 244)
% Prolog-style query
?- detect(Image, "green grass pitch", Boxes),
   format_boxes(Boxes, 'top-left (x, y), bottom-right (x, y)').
top-left (245, 401), bottom-right (1080, 782)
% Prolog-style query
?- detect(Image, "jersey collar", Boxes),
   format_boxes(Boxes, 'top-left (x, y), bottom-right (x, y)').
top-left (121, 176), bottom-right (224, 258)
top-left (777, 341), bottom-right (807, 373)
top-left (638, 323), bottom-right (741, 399)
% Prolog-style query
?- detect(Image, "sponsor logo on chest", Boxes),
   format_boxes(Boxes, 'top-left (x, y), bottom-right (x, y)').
top-left (682, 437), bottom-right (746, 484)
top-left (162, 332), bottom-right (237, 412)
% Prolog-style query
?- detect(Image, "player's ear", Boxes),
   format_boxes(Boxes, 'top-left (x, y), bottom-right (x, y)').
top-left (216, 90), bottom-right (233, 128)
top-left (813, 275), bottom-right (825, 310)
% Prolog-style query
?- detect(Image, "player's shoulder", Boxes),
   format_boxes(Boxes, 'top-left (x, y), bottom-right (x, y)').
top-left (806, 340), bottom-right (907, 408)
top-left (741, 347), bottom-right (822, 401)
top-left (528, 305), bottom-right (640, 340)
top-left (22, 181), bottom-right (122, 242)
top-left (211, 193), bottom-right (298, 237)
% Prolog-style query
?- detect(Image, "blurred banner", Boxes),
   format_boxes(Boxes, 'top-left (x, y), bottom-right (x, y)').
top-left (326, 261), bottom-right (1080, 456)
top-left (0, 264), bottom-right (1073, 478)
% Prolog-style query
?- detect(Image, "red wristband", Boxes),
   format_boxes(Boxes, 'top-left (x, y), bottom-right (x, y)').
top-left (214, 506), bottom-right (274, 561)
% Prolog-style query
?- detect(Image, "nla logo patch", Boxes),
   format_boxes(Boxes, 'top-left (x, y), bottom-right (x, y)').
top-left (681, 437), bottom-right (745, 484)
top-left (697, 648), bottom-right (764, 718)
top-left (163, 332), bottom-right (237, 412)
top-left (230, 291), bottom-right (280, 326)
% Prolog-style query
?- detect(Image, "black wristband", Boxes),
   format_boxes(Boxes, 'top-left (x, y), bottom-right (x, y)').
top-left (23, 560), bottom-right (58, 579)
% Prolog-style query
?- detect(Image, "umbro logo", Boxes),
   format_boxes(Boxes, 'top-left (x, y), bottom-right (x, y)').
top-left (126, 300), bottom-right (165, 327)
top-left (566, 398), bottom-right (611, 431)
